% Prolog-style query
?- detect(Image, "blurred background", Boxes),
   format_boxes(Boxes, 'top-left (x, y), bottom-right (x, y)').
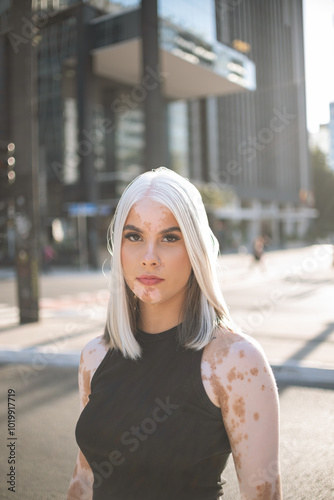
top-left (0, 0), bottom-right (333, 314)
top-left (1, 3), bottom-right (334, 499)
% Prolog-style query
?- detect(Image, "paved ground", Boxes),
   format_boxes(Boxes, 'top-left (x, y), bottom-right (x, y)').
top-left (0, 244), bottom-right (333, 499)
top-left (0, 364), bottom-right (333, 500)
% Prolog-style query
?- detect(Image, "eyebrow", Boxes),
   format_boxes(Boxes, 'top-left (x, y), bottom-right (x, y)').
top-left (123, 224), bottom-right (181, 235)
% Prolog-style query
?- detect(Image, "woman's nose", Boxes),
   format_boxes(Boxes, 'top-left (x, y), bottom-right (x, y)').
top-left (141, 244), bottom-right (160, 267)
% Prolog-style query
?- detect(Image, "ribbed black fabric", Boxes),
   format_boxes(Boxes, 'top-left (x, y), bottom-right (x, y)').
top-left (75, 325), bottom-right (231, 500)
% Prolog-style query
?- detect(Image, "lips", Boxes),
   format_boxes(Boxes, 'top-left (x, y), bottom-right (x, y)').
top-left (137, 275), bottom-right (165, 286)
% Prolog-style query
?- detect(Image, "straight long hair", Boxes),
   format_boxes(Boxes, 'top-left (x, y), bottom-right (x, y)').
top-left (103, 167), bottom-right (239, 359)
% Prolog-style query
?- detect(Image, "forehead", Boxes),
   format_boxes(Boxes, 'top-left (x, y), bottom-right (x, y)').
top-left (125, 199), bottom-right (178, 227)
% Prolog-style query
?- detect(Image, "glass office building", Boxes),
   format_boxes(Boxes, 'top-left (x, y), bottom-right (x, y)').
top-left (0, 0), bottom-right (314, 267)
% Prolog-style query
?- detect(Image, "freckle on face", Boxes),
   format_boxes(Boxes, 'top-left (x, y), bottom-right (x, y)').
top-left (253, 412), bottom-right (259, 421)
top-left (250, 367), bottom-right (259, 376)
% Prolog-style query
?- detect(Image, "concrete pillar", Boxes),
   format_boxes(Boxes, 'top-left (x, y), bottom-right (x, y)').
top-left (76, 5), bottom-right (99, 268)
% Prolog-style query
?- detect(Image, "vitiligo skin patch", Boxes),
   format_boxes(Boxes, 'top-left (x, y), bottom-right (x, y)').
top-left (67, 335), bottom-right (108, 499)
top-left (201, 328), bottom-right (282, 499)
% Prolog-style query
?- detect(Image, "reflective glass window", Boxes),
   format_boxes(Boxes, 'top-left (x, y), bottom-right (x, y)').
top-left (159, 0), bottom-right (216, 44)
top-left (84, 0), bottom-right (140, 13)
top-left (168, 101), bottom-right (189, 177)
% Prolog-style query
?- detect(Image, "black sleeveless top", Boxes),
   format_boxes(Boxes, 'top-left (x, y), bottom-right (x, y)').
top-left (75, 325), bottom-right (231, 500)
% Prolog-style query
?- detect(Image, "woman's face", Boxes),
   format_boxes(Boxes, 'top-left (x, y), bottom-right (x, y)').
top-left (121, 199), bottom-right (192, 309)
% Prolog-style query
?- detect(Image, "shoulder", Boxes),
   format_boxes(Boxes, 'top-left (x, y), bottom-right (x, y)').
top-left (204, 328), bottom-right (265, 363)
top-left (202, 328), bottom-right (275, 401)
top-left (204, 327), bottom-right (268, 367)
top-left (78, 335), bottom-right (110, 410)
top-left (79, 335), bottom-right (110, 381)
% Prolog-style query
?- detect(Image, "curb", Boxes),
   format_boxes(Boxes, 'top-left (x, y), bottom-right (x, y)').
top-left (272, 364), bottom-right (334, 389)
top-left (1, 349), bottom-right (333, 388)
top-left (0, 348), bottom-right (80, 367)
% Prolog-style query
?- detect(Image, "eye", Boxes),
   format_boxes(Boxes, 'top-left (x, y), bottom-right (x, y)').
top-left (162, 234), bottom-right (180, 243)
top-left (124, 233), bottom-right (142, 242)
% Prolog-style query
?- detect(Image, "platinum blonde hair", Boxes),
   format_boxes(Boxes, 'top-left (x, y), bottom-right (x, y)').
top-left (103, 167), bottom-right (239, 359)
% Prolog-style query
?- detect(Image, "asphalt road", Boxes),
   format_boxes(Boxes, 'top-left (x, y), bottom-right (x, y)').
top-left (0, 363), bottom-right (333, 500)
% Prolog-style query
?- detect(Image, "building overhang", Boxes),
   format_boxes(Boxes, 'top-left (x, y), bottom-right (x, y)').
top-left (92, 38), bottom-right (254, 99)
top-left (90, 8), bottom-right (256, 100)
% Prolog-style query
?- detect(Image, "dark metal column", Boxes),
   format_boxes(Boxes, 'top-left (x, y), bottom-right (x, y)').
top-left (141, 0), bottom-right (168, 170)
top-left (76, 5), bottom-right (99, 268)
top-left (9, 0), bottom-right (39, 323)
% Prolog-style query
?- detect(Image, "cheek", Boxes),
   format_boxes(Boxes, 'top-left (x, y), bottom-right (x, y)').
top-left (121, 244), bottom-right (135, 276)
top-left (174, 249), bottom-right (192, 279)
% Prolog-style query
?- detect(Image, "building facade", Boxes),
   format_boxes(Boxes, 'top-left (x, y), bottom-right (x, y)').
top-left (0, 0), bottom-right (315, 268)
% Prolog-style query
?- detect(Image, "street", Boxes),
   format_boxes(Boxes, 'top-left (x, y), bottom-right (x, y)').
top-left (0, 244), bottom-right (334, 499)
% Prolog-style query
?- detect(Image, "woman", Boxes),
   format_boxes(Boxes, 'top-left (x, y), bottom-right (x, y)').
top-left (67, 167), bottom-right (282, 500)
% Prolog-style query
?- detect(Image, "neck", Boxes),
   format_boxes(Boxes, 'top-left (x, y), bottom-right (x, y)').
top-left (137, 295), bottom-right (184, 334)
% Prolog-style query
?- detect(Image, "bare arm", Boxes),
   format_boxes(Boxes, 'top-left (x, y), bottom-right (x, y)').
top-left (67, 336), bottom-right (109, 500)
top-left (203, 333), bottom-right (282, 499)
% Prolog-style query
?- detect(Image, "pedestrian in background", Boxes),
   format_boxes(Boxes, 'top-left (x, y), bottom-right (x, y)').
top-left (42, 243), bottom-right (56, 273)
top-left (250, 234), bottom-right (268, 271)
top-left (67, 167), bottom-right (282, 500)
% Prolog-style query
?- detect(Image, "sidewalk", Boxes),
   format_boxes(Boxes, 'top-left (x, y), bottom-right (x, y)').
top-left (0, 245), bottom-right (333, 388)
